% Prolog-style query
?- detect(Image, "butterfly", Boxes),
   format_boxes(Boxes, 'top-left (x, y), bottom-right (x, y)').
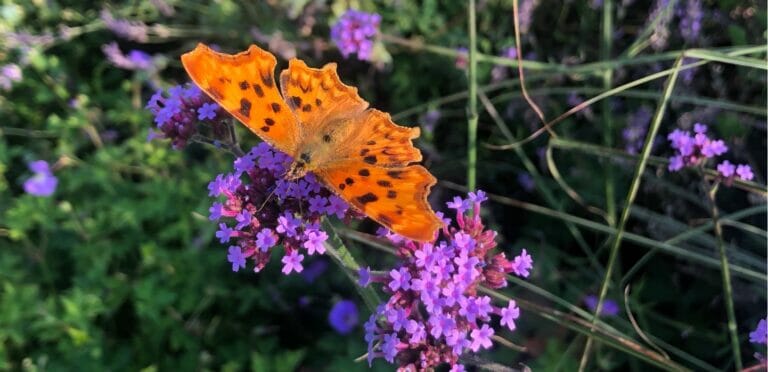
top-left (181, 43), bottom-right (441, 242)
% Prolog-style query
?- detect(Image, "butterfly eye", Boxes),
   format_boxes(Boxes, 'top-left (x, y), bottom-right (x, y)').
top-left (300, 152), bottom-right (311, 163)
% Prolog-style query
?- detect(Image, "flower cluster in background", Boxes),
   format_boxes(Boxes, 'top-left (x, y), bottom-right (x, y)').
top-left (209, 143), bottom-right (361, 275)
top-left (359, 191), bottom-right (532, 370)
top-left (0, 64), bottom-right (22, 91)
top-left (145, 83), bottom-right (222, 149)
top-left (623, 106), bottom-right (653, 155)
top-left (23, 160), bottom-right (58, 197)
top-left (666, 123), bottom-right (753, 183)
top-left (330, 10), bottom-right (381, 61)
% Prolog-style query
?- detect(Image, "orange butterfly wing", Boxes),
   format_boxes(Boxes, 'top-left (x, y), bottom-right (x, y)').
top-left (181, 44), bottom-right (301, 155)
top-left (279, 58), bottom-right (368, 130)
top-left (316, 110), bottom-right (442, 242)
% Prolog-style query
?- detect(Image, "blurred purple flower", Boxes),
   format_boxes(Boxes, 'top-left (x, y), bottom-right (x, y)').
top-left (421, 109), bottom-right (441, 133)
top-left (330, 10), bottom-right (381, 61)
top-left (678, 0), bottom-right (702, 44)
top-left (648, 0), bottom-right (673, 51)
top-left (0, 64), bottom-right (22, 91)
top-left (735, 164), bottom-right (754, 181)
top-left (717, 160), bottom-right (735, 178)
top-left (329, 300), bottom-right (359, 334)
top-left (455, 47), bottom-right (468, 70)
top-left (623, 106), bottom-right (653, 154)
top-left (227, 246), bottom-right (246, 272)
top-left (23, 160), bottom-right (58, 197)
top-left (517, 172), bottom-right (535, 192)
top-left (518, 0), bottom-right (538, 33)
top-left (281, 251), bottom-right (304, 274)
top-left (750, 319), bottom-right (767, 344)
top-left (103, 42), bottom-right (154, 70)
top-left (301, 259), bottom-right (328, 283)
top-left (584, 295), bottom-right (620, 317)
top-left (100, 9), bottom-right (149, 42)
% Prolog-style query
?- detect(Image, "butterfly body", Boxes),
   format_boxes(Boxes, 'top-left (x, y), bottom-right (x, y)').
top-left (182, 43), bottom-right (441, 241)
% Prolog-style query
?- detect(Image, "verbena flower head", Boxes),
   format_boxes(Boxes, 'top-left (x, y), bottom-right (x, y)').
top-left (750, 318), bottom-right (767, 345)
top-left (102, 42), bottom-right (155, 71)
top-left (329, 300), bottom-right (359, 334)
top-left (0, 64), bottom-right (22, 91)
top-left (23, 160), bottom-right (58, 197)
top-left (584, 295), bottom-right (620, 317)
top-left (648, 0), bottom-right (673, 50)
top-left (666, 123), bottom-right (728, 172)
top-left (145, 83), bottom-right (222, 149)
top-left (361, 191), bottom-right (532, 370)
top-left (209, 143), bottom-right (361, 275)
top-left (330, 10), bottom-right (381, 61)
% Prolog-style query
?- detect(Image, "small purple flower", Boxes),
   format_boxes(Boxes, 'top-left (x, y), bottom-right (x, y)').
top-left (330, 10), bottom-right (381, 61)
top-left (584, 295), bottom-right (620, 317)
top-left (303, 229), bottom-right (328, 255)
top-left (329, 300), bottom-right (359, 334)
top-left (23, 160), bottom-right (58, 197)
top-left (736, 164), bottom-right (754, 181)
top-left (281, 251), bottom-right (304, 274)
top-left (276, 212), bottom-right (301, 237)
top-left (678, 0), bottom-right (702, 44)
top-left (388, 267), bottom-right (412, 291)
top-left (749, 319), bottom-right (767, 344)
top-left (197, 102), bottom-right (218, 120)
top-left (717, 160), bottom-right (735, 178)
top-left (215, 223), bottom-right (235, 243)
top-left (234, 209), bottom-right (252, 230)
top-left (468, 190), bottom-right (488, 203)
top-left (500, 300), bottom-right (520, 331)
top-left (469, 324), bottom-right (494, 352)
top-left (209, 202), bottom-right (223, 221)
top-left (382, 333), bottom-right (400, 362)
top-left (358, 266), bottom-right (371, 287)
top-left (256, 228), bottom-right (278, 252)
top-left (308, 195), bottom-right (328, 214)
top-left (227, 246), bottom-right (246, 272)
top-left (510, 249), bottom-right (533, 278)
top-left (446, 196), bottom-right (470, 213)
top-left (326, 195), bottom-right (349, 219)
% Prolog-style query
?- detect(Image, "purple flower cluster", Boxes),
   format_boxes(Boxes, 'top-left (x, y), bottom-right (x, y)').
top-left (102, 42), bottom-right (154, 71)
top-left (359, 191), bottom-right (532, 370)
top-left (330, 10), bottom-right (381, 61)
top-left (209, 143), bottom-right (361, 274)
top-left (667, 123), bottom-right (754, 184)
top-left (0, 64), bottom-right (22, 91)
top-left (145, 84), bottom-right (221, 149)
top-left (23, 160), bottom-right (58, 197)
top-left (648, 0), bottom-right (674, 51)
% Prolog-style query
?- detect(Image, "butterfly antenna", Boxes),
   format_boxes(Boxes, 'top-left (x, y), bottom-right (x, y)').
top-left (257, 187), bottom-right (278, 212)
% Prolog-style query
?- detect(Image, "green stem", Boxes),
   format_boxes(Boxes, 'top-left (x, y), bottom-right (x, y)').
top-left (579, 55), bottom-right (684, 371)
top-left (321, 220), bottom-right (382, 313)
top-left (466, 0), bottom-right (478, 192)
top-left (601, 0), bottom-right (616, 227)
top-left (704, 182), bottom-right (743, 370)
